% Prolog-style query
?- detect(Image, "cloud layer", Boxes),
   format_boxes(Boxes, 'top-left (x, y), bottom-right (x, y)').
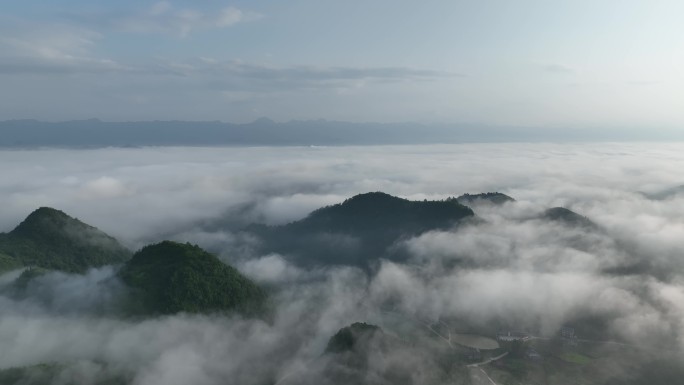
top-left (2, 143), bottom-right (684, 383)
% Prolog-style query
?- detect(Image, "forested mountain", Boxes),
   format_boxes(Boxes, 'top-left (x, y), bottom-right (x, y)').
top-left (326, 322), bottom-right (385, 354)
top-left (287, 322), bottom-right (459, 385)
top-left (542, 207), bottom-right (596, 228)
top-left (252, 192), bottom-right (474, 267)
top-left (0, 207), bottom-right (130, 273)
top-left (119, 241), bottom-right (266, 315)
top-left (456, 192), bottom-right (515, 205)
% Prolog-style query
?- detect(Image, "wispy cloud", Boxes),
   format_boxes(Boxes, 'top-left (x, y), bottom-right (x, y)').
top-left (0, 23), bottom-right (131, 74)
top-left (0, 18), bottom-right (454, 87)
top-left (173, 59), bottom-right (462, 91)
top-left (626, 80), bottom-right (661, 86)
top-left (72, 2), bottom-right (262, 37)
top-left (542, 63), bottom-right (575, 74)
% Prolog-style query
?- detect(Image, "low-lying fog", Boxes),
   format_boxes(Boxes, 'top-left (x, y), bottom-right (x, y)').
top-left (2, 143), bottom-right (684, 384)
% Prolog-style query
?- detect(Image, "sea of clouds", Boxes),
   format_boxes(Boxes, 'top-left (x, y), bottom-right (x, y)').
top-left (2, 143), bottom-right (684, 384)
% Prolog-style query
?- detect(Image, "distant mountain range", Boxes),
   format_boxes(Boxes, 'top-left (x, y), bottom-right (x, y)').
top-left (0, 118), bottom-right (668, 148)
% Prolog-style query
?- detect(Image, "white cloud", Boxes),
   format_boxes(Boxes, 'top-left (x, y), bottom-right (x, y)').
top-left (0, 22), bottom-right (130, 74)
top-left (115, 3), bottom-right (259, 37)
top-left (79, 176), bottom-right (133, 200)
top-left (239, 254), bottom-right (306, 284)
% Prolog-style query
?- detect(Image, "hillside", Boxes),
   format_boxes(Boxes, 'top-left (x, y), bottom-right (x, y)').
top-left (0, 252), bottom-right (21, 274)
top-left (542, 207), bottom-right (596, 228)
top-left (0, 207), bottom-right (131, 273)
top-left (253, 192), bottom-right (474, 267)
top-left (119, 241), bottom-right (266, 315)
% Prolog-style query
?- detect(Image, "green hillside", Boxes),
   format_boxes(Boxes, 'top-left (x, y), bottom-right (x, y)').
top-left (119, 241), bottom-right (266, 315)
top-left (0, 207), bottom-right (131, 273)
top-left (0, 252), bottom-right (21, 274)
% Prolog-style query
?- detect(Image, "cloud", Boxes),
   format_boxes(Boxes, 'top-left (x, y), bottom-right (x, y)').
top-left (0, 22), bottom-right (131, 75)
top-left (5, 267), bottom-right (127, 316)
top-left (1, 143), bottom-right (684, 244)
top-left (238, 254), bottom-right (307, 285)
top-left (626, 80), bottom-right (661, 86)
top-left (90, 2), bottom-right (260, 37)
top-left (542, 63), bottom-right (575, 74)
top-left (3, 143), bottom-right (684, 382)
top-left (141, 59), bottom-right (461, 93)
top-left (0, 3), bottom-right (261, 77)
top-left (0, 29), bottom-right (455, 90)
top-left (80, 176), bottom-right (134, 200)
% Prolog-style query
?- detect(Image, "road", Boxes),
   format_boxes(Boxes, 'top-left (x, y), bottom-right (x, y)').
top-left (467, 351), bottom-right (509, 368)
top-left (469, 366), bottom-right (499, 385)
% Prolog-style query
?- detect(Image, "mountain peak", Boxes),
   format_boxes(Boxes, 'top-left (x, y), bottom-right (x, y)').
top-left (542, 207), bottom-right (595, 228)
top-left (457, 192), bottom-right (515, 205)
top-left (26, 206), bottom-right (69, 218)
top-left (256, 192), bottom-right (474, 267)
top-left (2, 207), bottom-right (130, 273)
top-left (326, 322), bottom-right (383, 353)
top-left (11, 207), bottom-right (85, 237)
top-left (119, 241), bottom-right (265, 315)
top-left (341, 191), bottom-right (400, 206)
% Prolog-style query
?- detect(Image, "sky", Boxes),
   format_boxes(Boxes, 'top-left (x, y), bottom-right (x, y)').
top-left (1, 0), bottom-right (683, 129)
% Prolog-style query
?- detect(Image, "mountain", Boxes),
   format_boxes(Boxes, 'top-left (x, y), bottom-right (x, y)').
top-left (456, 192), bottom-right (515, 206)
top-left (308, 322), bottom-right (456, 385)
top-left (252, 192), bottom-right (474, 267)
top-left (642, 184), bottom-right (684, 200)
top-left (118, 241), bottom-right (266, 315)
top-left (0, 252), bottom-right (21, 274)
top-left (320, 323), bottom-right (396, 384)
top-left (326, 322), bottom-right (385, 354)
top-left (542, 207), bottom-right (596, 228)
top-left (0, 363), bottom-right (127, 385)
top-left (0, 207), bottom-right (131, 273)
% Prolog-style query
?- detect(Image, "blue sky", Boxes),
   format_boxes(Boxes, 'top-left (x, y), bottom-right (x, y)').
top-left (1, 0), bottom-right (683, 128)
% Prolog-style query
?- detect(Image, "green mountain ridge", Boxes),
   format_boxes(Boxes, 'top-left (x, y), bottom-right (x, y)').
top-left (0, 207), bottom-right (131, 273)
top-left (253, 192), bottom-right (475, 267)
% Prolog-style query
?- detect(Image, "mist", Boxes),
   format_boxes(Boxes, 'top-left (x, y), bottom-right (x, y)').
top-left (2, 143), bottom-right (684, 384)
